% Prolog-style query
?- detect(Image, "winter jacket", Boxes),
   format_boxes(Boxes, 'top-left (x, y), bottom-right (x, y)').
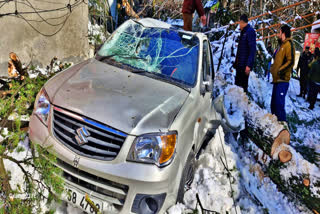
top-left (182, 0), bottom-right (205, 17)
top-left (235, 24), bottom-right (257, 70)
top-left (309, 59), bottom-right (320, 83)
top-left (270, 38), bottom-right (295, 83)
top-left (297, 51), bottom-right (313, 77)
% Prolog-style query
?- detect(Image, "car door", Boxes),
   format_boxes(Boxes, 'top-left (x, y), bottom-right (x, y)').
top-left (195, 39), bottom-right (214, 151)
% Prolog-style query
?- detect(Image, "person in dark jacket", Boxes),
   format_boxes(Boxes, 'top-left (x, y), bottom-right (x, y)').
top-left (308, 50), bottom-right (320, 110)
top-left (234, 14), bottom-right (257, 92)
top-left (297, 46), bottom-right (313, 98)
top-left (270, 25), bottom-right (295, 122)
top-left (182, 0), bottom-right (206, 31)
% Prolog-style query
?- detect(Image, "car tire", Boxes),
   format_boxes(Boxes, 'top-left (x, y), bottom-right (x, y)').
top-left (176, 150), bottom-right (195, 203)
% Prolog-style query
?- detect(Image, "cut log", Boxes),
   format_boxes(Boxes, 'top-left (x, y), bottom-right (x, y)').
top-left (279, 150), bottom-right (292, 163)
top-left (246, 124), bottom-right (292, 163)
top-left (303, 178), bottom-right (310, 187)
top-left (271, 129), bottom-right (290, 156)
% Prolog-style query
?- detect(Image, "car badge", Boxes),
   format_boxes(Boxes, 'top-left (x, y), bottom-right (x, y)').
top-left (75, 127), bottom-right (90, 145)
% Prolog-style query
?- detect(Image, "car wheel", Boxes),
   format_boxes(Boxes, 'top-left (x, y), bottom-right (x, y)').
top-left (176, 150), bottom-right (195, 203)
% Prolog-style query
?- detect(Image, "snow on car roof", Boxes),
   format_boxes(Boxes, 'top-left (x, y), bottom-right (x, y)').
top-left (136, 18), bottom-right (201, 38)
top-left (136, 18), bottom-right (173, 29)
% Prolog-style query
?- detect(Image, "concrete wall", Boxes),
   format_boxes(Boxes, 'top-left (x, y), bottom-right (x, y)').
top-left (0, 0), bottom-right (89, 76)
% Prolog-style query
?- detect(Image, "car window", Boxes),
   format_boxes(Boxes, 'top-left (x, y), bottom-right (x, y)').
top-left (97, 20), bottom-right (200, 87)
top-left (207, 40), bottom-right (214, 81)
top-left (202, 40), bottom-right (211, 81)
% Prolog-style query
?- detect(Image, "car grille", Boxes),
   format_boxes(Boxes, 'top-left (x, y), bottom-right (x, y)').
top-left (56, 158), bottom-right (128, 207)
top-left (52, 106), bottom-right (127, 161)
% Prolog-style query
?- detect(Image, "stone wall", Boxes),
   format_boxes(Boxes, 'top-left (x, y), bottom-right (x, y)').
top-left (0, 0), bottom-right (89, 76)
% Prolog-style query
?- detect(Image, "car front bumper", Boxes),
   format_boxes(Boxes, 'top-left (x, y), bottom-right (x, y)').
top-left (29, 113), bottom-right (183, 214)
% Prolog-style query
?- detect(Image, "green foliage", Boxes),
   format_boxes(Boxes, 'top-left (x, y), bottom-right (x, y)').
top-left (253, 41), bottom-right (270, 78)
top-left (0, 73), bottom-right (64, 213)
top-left (217, 7), bottom-right (237, 26)
top-left (267, 161), bottom-right (320, 212)
top-left (295, 145), bottom-right (320, 167)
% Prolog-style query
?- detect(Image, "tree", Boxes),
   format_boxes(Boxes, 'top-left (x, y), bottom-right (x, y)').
top-left (0, 67), bottom-right (66, 213)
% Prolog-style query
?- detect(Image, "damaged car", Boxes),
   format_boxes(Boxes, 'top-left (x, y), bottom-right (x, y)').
top-left (29, 18), bottom-right (233, 214)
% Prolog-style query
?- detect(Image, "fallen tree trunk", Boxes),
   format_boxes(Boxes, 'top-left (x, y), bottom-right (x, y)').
top-left (246, 120), bottom-right (292, 163)
top-left (214, 91), bottom-right (293, 163)
top-left (244, 101), bottom-right (293, 163)
top-left (239, 105), bottom-right (319, 213)
top-left (215, 87), bottom-right (319, 212)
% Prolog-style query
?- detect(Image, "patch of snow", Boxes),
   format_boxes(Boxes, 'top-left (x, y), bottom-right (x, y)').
top-left (88, 21), bottom-right (106, 46)
top-left (166, 18), bottom-right (184, 27)
top-left (168, 126), bottom-right (263, 213)
top-left (311, 19), bottom-right (320, 33)
top-left (229, 136), bottom-right (305, 214)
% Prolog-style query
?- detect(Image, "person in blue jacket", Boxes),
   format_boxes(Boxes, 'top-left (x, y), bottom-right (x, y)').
top-left (234, 14), bottom-right (257, 92)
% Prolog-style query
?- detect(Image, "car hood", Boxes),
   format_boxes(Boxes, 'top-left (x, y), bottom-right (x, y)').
top-left (48, 59), bottom-right (189, 135)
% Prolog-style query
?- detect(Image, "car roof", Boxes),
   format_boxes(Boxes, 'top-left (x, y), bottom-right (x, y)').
top-left (136, 18), bottom-right (173, 29)
top-left (135, 18), bottom-right (205, 38)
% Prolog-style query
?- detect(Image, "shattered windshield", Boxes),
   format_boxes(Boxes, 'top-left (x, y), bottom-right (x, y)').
top-left (97, 20), bottom-right (199, 87)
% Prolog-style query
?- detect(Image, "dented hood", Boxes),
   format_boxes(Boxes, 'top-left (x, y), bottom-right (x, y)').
top-left (48, 59), bottom-right (189, 135)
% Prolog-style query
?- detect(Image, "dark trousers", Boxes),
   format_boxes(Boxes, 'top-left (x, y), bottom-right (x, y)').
top-left (271, 82), bottom-right (289, 122)
top-left (308, 81), bottom-right (320, 108)
top-left (235, 67), bottom-right (249, 92)
top-left (183, 13), bottom-right (193, 31)
top-left (299, 74), bottom-right (308, 96)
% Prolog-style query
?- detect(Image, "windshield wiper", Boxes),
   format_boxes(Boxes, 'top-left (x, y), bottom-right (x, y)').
top-left (97, 54), bottom-right (147, 62)
top-left (96, 54), bottom-right (118, 62)
top-left (119, 55), bottom-right (147, 61)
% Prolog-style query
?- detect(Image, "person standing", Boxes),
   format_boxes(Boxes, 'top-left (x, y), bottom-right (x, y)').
top-left (270, 25), bottom-right (295, 122)
top-left (234, 14), bottom-right (257, 92)
top-left (308, 50), bottom-right (320, 110)
top-left (297, 46), bottom-right (313, 98)
top-left (182, 0), bottom-right (206, 31)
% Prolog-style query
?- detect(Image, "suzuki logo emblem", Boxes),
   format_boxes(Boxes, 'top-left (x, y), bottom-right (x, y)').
top-left (75, 127), bottom-right (90, 145)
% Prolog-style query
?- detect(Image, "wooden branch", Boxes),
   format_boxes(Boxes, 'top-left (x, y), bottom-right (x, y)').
top-left (257, 22), bottom-right (320, 41)
top-left (232, 0), bottom-right (311, 25)
top-left (2, 154), bottom-right (59, 202)
top-left (0, 158), bottom-right (11, 200)
top-left (85, 194), bottom-right (102, 214)
top-left (256, 11), bottom-right (319, 32)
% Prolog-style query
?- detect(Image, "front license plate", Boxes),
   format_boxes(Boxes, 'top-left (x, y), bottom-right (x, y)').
top-left (64, 186), bottom-right (103, 214)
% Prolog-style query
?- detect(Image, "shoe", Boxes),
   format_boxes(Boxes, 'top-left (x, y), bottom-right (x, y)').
top-left (308, 105), bottom-right (314, 110)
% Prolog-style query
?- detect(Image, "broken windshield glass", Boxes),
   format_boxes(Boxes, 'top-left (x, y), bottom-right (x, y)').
top-left (97, 20), bottom-right (199, 87)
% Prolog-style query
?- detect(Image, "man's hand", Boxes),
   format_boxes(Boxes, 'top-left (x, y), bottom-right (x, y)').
top-left (245, 66), bottom-right (251, 75)
top-left (200, 15), bottom-right (206, 26)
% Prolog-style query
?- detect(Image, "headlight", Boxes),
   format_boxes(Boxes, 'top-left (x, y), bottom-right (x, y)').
top-left (127, 132), bottom-right (177, 167)
top-left (34, 88), bottom-right (51, 125)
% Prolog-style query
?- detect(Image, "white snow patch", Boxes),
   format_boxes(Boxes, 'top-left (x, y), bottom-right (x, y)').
top-left (168, 127), bottom-right (263, 213)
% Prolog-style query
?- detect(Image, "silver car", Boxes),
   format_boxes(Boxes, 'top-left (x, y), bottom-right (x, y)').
top-left (29, 18), bottom-right (227, 214)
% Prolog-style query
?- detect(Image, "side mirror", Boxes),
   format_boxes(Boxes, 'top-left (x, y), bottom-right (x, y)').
top-left (200, 77), bottom-right (212, 95)
top-left (204, 81), bottom-right (212, 92)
